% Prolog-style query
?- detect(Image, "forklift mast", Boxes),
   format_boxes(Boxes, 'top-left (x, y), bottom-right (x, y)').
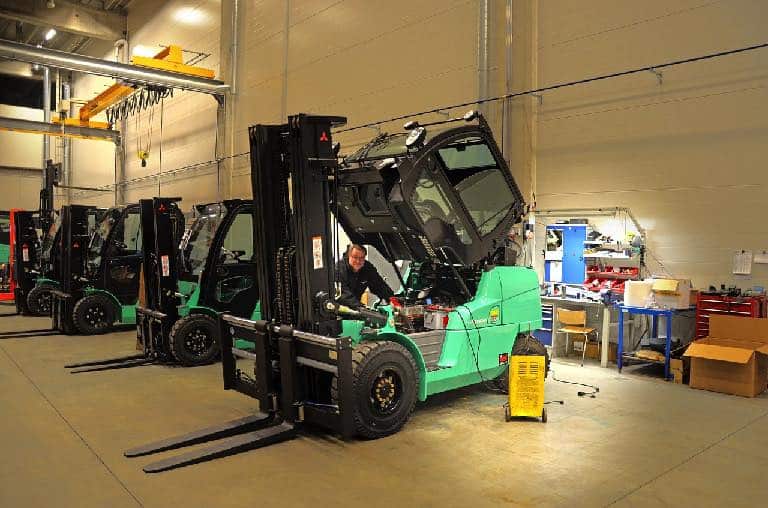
top-left (136, 198), bottom-right (183, 361)
top-left (250, 115), bottom-right (346, 333)
top-left (51, 205), bottom-right (93, 333)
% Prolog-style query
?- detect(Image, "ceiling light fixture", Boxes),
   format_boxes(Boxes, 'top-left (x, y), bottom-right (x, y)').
top-left (44, 28), bottom-right (57, 41)
top-left (47, 0), bottom-right (56, 8)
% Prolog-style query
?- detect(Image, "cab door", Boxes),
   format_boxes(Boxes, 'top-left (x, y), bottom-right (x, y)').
top-left (199, 205), bottom-right (257, 316)
top-left (103, 207), bottom-right (143, 305)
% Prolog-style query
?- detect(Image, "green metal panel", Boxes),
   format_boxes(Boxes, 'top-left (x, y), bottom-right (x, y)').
top-left (177, 280), bottom-right (199, 317)
top-left (83, 287), bottom-right (137, 325)
top-left (0, 243), bottom-right (8, 263)
top-left (34, 278), bottom-right (60, 288)
top-left (423, 266), bottom-right (541, 397)
top-left (353, 266), bottom-right (542, 400)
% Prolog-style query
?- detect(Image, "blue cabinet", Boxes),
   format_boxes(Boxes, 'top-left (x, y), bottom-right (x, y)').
top-left (544, 224), bottom-right (586, 284)
top-left (532, 303), bottom-right (553, 346)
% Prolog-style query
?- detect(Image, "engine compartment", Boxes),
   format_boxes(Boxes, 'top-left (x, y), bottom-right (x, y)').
top-left (390, 261), bottom-right (482, 333)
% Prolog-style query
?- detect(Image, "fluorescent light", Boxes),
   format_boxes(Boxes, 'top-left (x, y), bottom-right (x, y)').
top-left (44, 28), bottom-right (57, 41)
top-left (174, 7), bottom-right (205, 25)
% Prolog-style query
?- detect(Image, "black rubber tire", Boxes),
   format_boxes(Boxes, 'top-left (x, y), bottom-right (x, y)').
top-left (332, 341), bottom-right (419, 439)
top-left (495, 334), bottom-right (551, 393)
top-left (26, 285), bottom-right (55, 316)
top-left (169, 314), bottom-right (220, 366)
top-left (72, 293), bottom-right (117, 335)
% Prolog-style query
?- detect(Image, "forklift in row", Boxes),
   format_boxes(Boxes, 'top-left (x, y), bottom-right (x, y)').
top-left (126, 111), bottom-right (546, 473)
top-left (0, 210), bottom-right (11, 303)
top-left (66, 198), bottom-right (259, 371)
top-left (51, 202), bottom-right (184, 335)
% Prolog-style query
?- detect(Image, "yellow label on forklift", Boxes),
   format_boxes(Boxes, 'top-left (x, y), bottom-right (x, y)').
top-left (508, 355), bottom-right (546, 418)
top-left (489, 305), bottom-right (500, 323)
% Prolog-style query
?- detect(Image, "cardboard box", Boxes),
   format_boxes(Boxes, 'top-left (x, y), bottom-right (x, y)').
top-left (683, 316), bottom-right (768, 397)
top-left (670, 358), bottom-right (686, 384)
top-left (651, 278), bottom-right (693, 309)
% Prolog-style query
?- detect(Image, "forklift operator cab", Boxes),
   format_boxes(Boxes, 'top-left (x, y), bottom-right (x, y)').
top-left (87, 205), bottom-right (143, 306)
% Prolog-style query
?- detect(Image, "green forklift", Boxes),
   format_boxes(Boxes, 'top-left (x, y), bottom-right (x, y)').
top-left (127, 111), bottom-right (546, 473)
top-left (0, 210), bottom-right (13, 303)
top-left (66, 198), bottom-right (258, 372)
top-left (51, 202), bottom-right (184, 335)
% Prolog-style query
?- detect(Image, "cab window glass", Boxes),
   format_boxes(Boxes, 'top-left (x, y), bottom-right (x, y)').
top-left (220, 212), bottom-right (253, 264)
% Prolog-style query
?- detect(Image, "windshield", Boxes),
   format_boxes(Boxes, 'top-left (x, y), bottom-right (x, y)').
top-left (87, 210), bottom-right (117, 273)
top-left (183, 207), bottom-right (225, 277)
top-left (437, 136), bottom-right (515, 237)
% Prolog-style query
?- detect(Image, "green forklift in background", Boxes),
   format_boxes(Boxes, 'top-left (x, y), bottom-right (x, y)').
top-left (127, 110), bottom-right (547, 473)
top-left (0, 211), bottom-right (13, 303)
top-left (17, 206), bottom-right (105, 316)
top-left (51, 202), bottom-right (184, 335)
top-left (67, 198), bottom-right (259, 372)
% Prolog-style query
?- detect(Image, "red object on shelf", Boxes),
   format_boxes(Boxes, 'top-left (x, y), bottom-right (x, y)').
top-left (695, 293), bottom-right (766, 338)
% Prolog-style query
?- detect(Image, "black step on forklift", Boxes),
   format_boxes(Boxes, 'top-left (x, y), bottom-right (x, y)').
top-left (125, 111), bottom-right (544, 473)
top-left (66, 198), bottom-right (256, 372)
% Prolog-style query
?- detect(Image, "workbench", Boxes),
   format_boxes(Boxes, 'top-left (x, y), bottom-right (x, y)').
top-left (542, 296), bottom-right (621, 368)
top-left (616, 305), bottom-right (693, 380)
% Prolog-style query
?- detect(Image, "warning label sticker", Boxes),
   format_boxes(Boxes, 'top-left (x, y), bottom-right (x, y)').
top-left (161, 255), bottom-right (170, 276)
top-left (312, 236), bottom-right (323, 269)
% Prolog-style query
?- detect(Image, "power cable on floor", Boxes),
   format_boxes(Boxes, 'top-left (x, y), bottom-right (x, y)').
top-left (551, 368), bottom-right (600, 398)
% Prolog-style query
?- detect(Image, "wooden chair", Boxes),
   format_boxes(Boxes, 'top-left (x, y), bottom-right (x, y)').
top-left (556, 308), bottom-right (598, 366)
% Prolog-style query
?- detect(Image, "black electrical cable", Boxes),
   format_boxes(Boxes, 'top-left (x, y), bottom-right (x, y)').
top-left (550, 368), bottom-right (600, 398)
top-left (335, 41), bottom-right (768, 134)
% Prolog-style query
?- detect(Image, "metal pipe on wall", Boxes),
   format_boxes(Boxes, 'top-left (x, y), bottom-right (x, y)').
top-left (42, 66), bottom-right (51, 167)
top-left (115, 38), bottom-right (128, 205)
top-left (477, 0), bottom-right (489, 116)
top-left (62, 77), bottom-right (72, 204)
top-left (0, 39), bottom-right (229, 96)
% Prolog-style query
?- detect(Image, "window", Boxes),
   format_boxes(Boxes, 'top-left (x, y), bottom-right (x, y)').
top-left (184, 211), bottom-right (224, 276)
top-left (437, 138), bottom-right (515, 237)
top-left (411, 167), bottom-right (471, 245)
top-left (220, 212), bottom-right (253, 264)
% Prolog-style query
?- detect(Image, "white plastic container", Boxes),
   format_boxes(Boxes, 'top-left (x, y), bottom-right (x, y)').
top-left (624, 280), bottom-right (653, 307)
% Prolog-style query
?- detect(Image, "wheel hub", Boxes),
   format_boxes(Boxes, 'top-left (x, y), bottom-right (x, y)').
top-left (85, 305), bottom-right (105, 326)
top-left (184, 327), bottom-right (212, 356)
top-left (370, 369), bottom-right (402, 415)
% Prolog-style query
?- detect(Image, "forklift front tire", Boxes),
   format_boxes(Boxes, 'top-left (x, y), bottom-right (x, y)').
top-left (169, 314), bottom-right (220, 366)
top-left (73, 294), bottom-right (117, 335)
top-left (27, 285), bottom-right (55, 316)
top-left (336, 341), bottom-right (419, 440)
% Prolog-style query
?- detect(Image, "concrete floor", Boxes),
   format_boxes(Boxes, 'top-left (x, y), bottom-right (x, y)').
top-left (1, 303), bottom-right (767, 508)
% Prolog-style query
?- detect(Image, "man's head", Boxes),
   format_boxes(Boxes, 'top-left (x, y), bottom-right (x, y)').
top-left (346, 244), bottom-right (367, 272)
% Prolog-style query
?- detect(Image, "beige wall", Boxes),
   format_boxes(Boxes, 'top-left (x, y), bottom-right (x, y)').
top-left (228, 0), bottom-right (505, 195)
top-left (535, 0), bottom-right (768, 289)
top-left (71, 0), bottom-right (222, 211)
top-left (0, 105), bottom-right (44, 210)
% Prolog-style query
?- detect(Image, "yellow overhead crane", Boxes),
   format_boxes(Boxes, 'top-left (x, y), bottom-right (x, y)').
top-left (53, 45), bottom-right (215, 130)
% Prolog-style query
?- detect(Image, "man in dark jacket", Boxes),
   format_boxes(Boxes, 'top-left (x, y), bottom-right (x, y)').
top-left (335, 244), bottom-right (394, 308)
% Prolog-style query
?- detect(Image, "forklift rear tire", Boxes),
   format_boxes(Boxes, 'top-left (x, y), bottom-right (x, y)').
top-left (73, 294), bottom-right (117, 335)
top-left (169, 314), bottom-right (220, 366)
top-left (334, 340), bottom-right (419, 440)
top-left (495, 334), bottom-right (550, 393)
top-left (27, 285), bottom-right (55, 316)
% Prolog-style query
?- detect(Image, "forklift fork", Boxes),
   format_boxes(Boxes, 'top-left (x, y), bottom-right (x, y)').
top-left (125, 413), bottom-right (295, 473)
top-left (0, 328), bottom-right (59, 339)
top-left (64, 352), bottom-right (154, 373)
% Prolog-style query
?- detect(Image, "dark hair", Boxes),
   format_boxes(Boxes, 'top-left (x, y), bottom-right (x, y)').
top-left (347, 243), bottom-right (367, 256)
